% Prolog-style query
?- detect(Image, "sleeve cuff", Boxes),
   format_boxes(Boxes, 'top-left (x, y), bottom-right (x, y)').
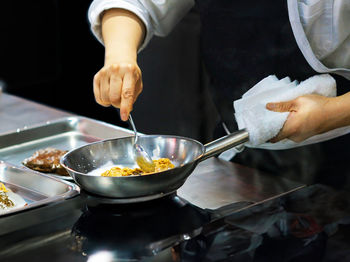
top-left (88, 0), bottom-right (154, 52)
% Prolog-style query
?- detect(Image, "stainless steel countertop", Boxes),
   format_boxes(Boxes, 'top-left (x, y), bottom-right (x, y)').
top-left (0, 92), bottom-right (305, 212)
top-left (178, 158), bottom-right (304, 211)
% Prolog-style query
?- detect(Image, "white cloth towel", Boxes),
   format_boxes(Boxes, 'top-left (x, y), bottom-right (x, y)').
top-left (233, 74), bottom-right (350, 150)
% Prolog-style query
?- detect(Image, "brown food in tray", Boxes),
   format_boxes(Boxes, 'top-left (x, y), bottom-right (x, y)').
top-left (22, 147), bottom-right (69, 176)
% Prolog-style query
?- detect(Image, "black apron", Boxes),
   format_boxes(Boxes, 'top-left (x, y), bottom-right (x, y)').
top-left (196, 0), bottom-right (350, 188)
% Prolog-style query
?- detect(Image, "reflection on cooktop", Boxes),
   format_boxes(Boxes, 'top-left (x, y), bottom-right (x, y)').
top-left (68, 185), bottom-right (350, 261)
top-left (70, 191), bottom-right (211, 260)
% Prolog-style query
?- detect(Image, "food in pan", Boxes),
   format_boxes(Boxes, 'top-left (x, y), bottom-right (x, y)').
top-left (0, 182), bottom-right (27, 213)
top-left (101, 158), bottom-right (175, 177)
top-left (153, 158), bottom-right (175, 172)
top-left (102, 167), bottom-right (143, 177)
top-left (22, 147), bottom-right (69, 176)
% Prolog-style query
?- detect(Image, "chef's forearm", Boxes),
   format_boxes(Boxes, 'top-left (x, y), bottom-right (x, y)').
top-left (324, 91), bottom-right (350, 131)
top-left (102, 8), bottom-right (145, 64)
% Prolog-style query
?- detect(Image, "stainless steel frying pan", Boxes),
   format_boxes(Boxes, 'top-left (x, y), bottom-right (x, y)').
top-left (60, 130), bottom-right (248, 201)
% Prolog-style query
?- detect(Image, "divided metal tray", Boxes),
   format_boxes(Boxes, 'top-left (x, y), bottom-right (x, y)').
top-left (0, 116), bottom-right (133, 180)
top-left (0, 161), bottom-right (79, 216)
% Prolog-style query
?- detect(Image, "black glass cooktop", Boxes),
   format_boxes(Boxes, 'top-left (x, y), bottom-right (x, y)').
top-left (71, 192), bottom-right (211, 260)
top-left (1, 185), bottom-right (350, 262)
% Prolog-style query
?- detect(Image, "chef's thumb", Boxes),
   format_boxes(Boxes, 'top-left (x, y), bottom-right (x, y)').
top-left (266, 101), bottom-right (294, 113)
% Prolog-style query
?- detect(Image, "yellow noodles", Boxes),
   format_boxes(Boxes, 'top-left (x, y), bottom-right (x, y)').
top-left (0, 183), bottom-right (8, 192)
top-left (101, 158), bottom-right (175, 177)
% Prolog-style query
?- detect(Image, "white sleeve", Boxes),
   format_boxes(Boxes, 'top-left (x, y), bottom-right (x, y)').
top-left (88, 0), bottom-right (195, 51)
top-left (288, 0), bottom-right (350, 80)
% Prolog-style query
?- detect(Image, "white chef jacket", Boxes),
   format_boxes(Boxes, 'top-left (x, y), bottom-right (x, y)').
top-left (88, 0), bottom-right (350, 80)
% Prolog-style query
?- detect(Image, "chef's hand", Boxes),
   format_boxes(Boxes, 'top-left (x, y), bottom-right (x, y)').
top-left (93, 8), bottom-right (145, 121)
top-left (94, 59), bottom-right (143, 121)
top-left (266, 94), bottom-right (333, 142)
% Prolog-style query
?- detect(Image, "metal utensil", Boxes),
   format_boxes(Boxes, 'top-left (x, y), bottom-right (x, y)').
top-left (61, 130), bottom-right (249, 200)
top-left (128, 115), bottom-right (155, 173)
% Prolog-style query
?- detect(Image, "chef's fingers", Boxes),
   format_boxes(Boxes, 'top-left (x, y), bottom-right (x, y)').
top-left (270, 133), bottom-right (287, 143)
top-left (270, 128), bottom-right (292, 143)
top-left (109, 72), bottom-right (123, 108)
top-left (99, 69), bottom-right (111, 107)
top-left (133, 77), bottom-right (143, 103)
top-left (120, 71), bottom-right (137, 121)
top-left (266, 100), bottom-right (296, 113)
top-left (269, 112), bottom-right (297, 143)
top-left (270, 129), bottom-right (301, 143)
top-left (93, 69), bottom-right (110, 107)
top-left (93, 73), bottom-right (102, 105)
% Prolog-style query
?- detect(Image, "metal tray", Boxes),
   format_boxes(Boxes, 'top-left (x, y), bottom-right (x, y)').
top-left (0, 161), bottom-right (79, 216)
top-left (0, 116), bottom-right (133, 180)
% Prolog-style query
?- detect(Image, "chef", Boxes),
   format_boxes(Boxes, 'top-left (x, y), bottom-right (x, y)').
top-left (88, 0), bottom-right (350, 185)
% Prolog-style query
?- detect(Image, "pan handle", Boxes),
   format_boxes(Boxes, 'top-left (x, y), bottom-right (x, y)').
top-left (201, 129), bottom-right (249, 162)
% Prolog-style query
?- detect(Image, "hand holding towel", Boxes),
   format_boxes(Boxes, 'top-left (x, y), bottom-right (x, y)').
top-left (233, 74), bottom-right (350, 150)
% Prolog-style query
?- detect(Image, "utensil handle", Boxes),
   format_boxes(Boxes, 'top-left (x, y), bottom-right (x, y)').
top-left (201, 129), bottom-right (249, 162)
top-left (128, 114), bottom-right (138, 143)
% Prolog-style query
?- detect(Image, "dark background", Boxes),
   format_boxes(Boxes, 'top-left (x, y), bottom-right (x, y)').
top-left (0, 0), bottom-right (217, 143)
top-left (3, 0), bottom-right (350, 189)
